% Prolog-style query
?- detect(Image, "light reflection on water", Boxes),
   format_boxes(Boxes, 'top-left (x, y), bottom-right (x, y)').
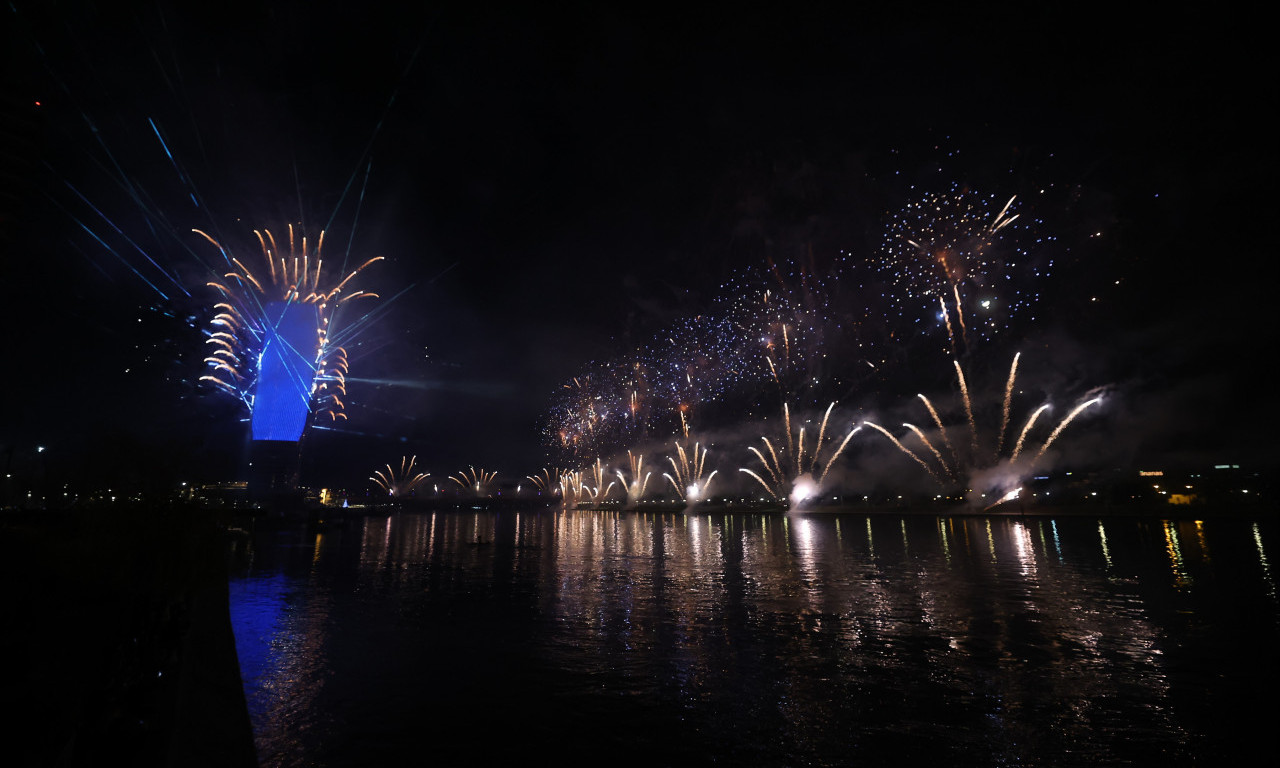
top-left (229, 511), bottom-right (1278, 767)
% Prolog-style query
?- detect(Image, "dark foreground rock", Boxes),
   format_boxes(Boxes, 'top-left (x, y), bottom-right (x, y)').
top-left (2, 507), bottom-right (256, 767)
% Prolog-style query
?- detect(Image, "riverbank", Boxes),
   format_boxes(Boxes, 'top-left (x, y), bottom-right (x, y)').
top-left (349, 498), bottom-right (1271, 520)
top-left (2, 507), bottom-right (256, 767)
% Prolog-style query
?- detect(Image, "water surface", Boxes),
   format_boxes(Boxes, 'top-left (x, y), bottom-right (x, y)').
top-left (229, 510), bottom-right (1278, 766)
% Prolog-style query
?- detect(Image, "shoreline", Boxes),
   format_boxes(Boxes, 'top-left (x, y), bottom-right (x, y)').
top-left (249, 499), bottom-right (1271, 523)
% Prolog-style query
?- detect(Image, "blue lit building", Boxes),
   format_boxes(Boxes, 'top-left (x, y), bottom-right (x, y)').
top-left (251, 301), bottom-right (320, 443)
top-left (247, 301), bottom-right (321, 500)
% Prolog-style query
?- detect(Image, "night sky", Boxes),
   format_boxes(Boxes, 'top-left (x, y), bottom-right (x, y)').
top-left (2, 2), bottom-right (1272, 493)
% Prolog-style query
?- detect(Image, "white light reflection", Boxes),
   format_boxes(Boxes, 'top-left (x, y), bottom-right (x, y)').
top-left (1255, 522), bottom-right (1276, 600)
top-left (1011, 521), bottom-right (1036, 577)
top-left (1194, 521), bottom-right (1211, 564)
top-left (1098, 521), bottom-right (1112, 570)
top-left (796, 516), bottom-right (815, 552)
top-left (689, 514), bottom-right (702, 561)
top-left (794, 517), bottom-right (818, 591)
top-left (1163, 521), bottom-right (1191, 588)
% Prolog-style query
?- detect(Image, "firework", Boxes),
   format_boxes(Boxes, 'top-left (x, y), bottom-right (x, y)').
top-left (710, 273), bottom-right (839, 400)
top-left (543, 360), bottom-right (655, 465)
top-left (536, 184), bottom-right (1076, 486)
top-left (558, 469), bottom-right (588, 508)
top-left (449, 466), bottom-right (498, 496)
top-left (645, 313), bottom-right (760, 405)
top-left (615, 451), bottom-right (652, 506)
top-left (662, 440), bottom-right (718, 503)
top-left (526, 468), bottom-right (565, 497)
top-left (196, 226), bottom-right (381, 439)
top-left (866, 354), bottom-right (1103, 501)
top-left (874, 184), bottom-right (1052, 351)
top-left (371, 456), bottom-right (430, 498)
top-left (584, 458), bottom-right (617, 503)
top-left (539, 248), bottom-right (894, 462)
top-left (738, 402), bottom-right (861, 508)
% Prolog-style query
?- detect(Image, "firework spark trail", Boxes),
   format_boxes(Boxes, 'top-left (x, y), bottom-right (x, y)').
top-left (939, 296), bottom-right (957, 356)
top-left (527, 468), bottom-right (564, 496)
top-left (739, 468), bottom-right (775, 498)
top-left (675, 442), bottom-right (689, 479)
top-left (784, 403), bottom-right (795, 460)
top-left (816, 402), bottom-right (834, 460)
top-left (583, 480), bottom-right (617, 503)
top-left (1034, 397), bottom-right (1103, 463)
top-left (819, 425), bottom-right (862, 483)
top-left (747, 446), bottom-right (781, 488)
top-left (998, 352), bottom-right (1021, 456)
top-left (991, 196), bottom-right (1019, 232)
top-left (627, 450), bottom-right (650, 481)
top-left (559, 471), bottom-right (585, 506)
top-left (761, 438), bottom-right (783, 483)
top-left (984, 486), bottom-right (1022, 512)
top-left (587, 458), bottom-right (615, 502)
top-left (950, 285), bottom-right (970, 353)
top-left (615, 451), bottom-right (651, 504)
top-left (903, 423), bottom-right (952, 478)
top-left (953, 359), bottom-right (979, 458)
top-left (371, 455), bottom-right (429, 497)
top-left (1010, 404), bottom-right (1051, 462)
top-left (918, 394), bottom-right (960, 468)
top-left (863, 421), bottom-right (943, 483)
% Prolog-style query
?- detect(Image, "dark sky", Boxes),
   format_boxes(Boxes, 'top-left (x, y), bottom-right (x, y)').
top-left (2, 1), bottom-right (1273, 492)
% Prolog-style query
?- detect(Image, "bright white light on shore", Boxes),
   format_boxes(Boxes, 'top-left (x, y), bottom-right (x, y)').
top-left (790, 476), bottom-right (818, 509)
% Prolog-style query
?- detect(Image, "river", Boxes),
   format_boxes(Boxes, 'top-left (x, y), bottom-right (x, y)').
top-left (229, 509), bottom-right (1277, 766)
